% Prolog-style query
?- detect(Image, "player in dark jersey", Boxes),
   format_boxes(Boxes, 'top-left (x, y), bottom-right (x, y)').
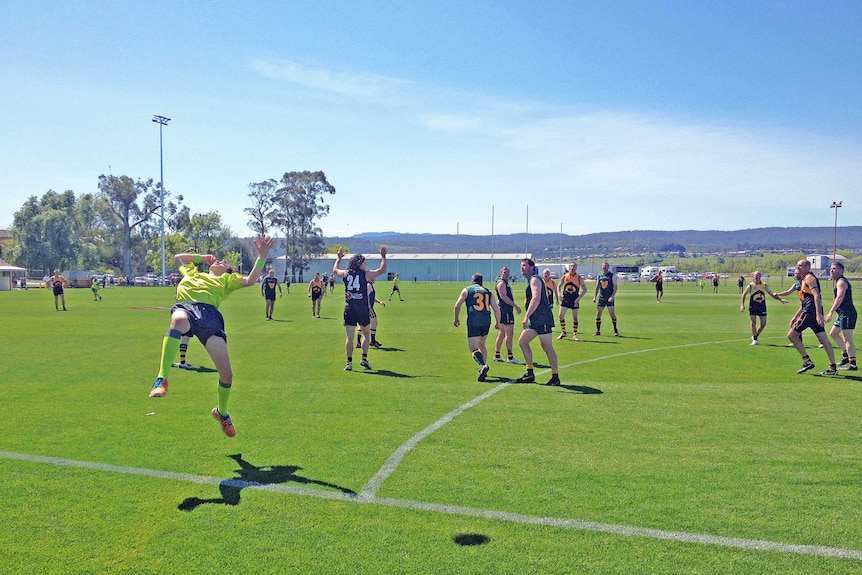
top-left (49, 269), bottom-right (68, 311)
top-left (557, 262), bottom-right (586, 341)
top-left (493, 266), bottom-right (523, 363)
top-left (307, 272), bottom-right (325, 318)
top-left (516, 258), bottom-right (560, 385)
top-left (332, 245), bottom-right (388, 371)
top-left (542, 269), bottom-right (557, 308)
top-left (592, 261), bottom-right (619, 336)
top-left (454, 273), bottom-right (501, 382)
top-left (357, 280), bottom-right (385, 349)
top-left (261, 269), bottom-right (282, 321)
top-left (739, 271), bottom-right (786, 345)
top-left (774, 259), bottom-right (837, 375)
top-left (825, 261), bottom-right (857, 371)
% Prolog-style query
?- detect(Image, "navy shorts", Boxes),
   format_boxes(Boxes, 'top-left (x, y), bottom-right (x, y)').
top-left (172, 302), bottom-right (227, 345)
top-left (835, 310), bottom-right (857, 331)
top-left (499, 308), bottom-right (515, 325)
top-left (527, 314), bottom-right (555, 335)
top-left (467, 322), bottom-right (491, 338)
top-left (344, 304), bottom-right (370, 327)
top-left (560, 296), bottom-right (580, 309)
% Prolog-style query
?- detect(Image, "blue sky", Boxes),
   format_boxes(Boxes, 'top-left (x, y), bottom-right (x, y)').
top-left (1, 1), bottom-right (859, 238)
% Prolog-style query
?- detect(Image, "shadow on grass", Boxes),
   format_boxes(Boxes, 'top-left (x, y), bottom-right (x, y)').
top-left (178, 453), bottom-right (356, 512)
top-left (360, 369), bottom-right (417, 379)
top-left (559, 384), bottom-right (603, 394)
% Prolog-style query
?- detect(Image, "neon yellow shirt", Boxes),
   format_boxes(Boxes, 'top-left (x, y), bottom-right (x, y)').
top-left (175, 262), bottom-right (243, 308)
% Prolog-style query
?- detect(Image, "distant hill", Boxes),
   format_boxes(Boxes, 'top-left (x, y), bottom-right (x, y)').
top-left (325, 227), bottom-right (862, 256)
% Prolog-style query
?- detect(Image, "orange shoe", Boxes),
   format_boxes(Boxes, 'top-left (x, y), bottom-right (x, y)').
top-left (149, 377), bottom-right (168, 397)
top-left (211, 407), bottom-right (236, 437)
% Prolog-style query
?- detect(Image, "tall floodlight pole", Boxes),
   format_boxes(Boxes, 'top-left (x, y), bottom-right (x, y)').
top-left (830, 201), bottom-right (842, 262)
top-left (153, 115), bottom-right (171, 286)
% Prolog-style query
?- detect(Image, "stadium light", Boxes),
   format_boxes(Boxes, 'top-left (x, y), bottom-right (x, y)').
top-left (153, 115), bottom-right (171, 286)
top-left (830, 201), bottom-right (842, 262)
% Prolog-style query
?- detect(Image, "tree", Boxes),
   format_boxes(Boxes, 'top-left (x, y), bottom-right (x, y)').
top-left (244, 179), bottom-right (278, 235)
top-left (272, 171), bottom-right (336, 282)
top-left (12, 190), bottom-right (79, 274)
top-left (183, 212), bottom-right (234, 258)
top-left (97, 174), bottom-right (182, 278)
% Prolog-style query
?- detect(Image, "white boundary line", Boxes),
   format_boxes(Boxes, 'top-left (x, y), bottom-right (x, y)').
top-left (2, 449), bottom-right (860, 561)
top-left (361, 338), bottom-right (750, 497)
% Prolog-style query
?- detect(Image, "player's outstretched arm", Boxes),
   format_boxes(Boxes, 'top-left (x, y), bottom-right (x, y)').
top-left (367, 245), bottom-right (389, 281)
top-left (240, 234), bottom-right (274, 287)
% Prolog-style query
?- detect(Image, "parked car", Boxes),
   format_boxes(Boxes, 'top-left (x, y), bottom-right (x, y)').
top-left (627, 274), bottom-right (640, 282)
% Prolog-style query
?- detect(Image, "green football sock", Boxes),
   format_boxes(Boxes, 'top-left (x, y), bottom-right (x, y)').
top-left (158, 330), bottom-right (182, 378)
top-left (218, 381), bottom-right (232, 415)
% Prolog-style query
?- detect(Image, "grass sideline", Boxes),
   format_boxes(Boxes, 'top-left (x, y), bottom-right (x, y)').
top-left (2, 279), bottom-right (861, 574)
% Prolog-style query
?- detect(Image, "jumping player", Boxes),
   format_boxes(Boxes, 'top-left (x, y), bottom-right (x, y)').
top-left (557, 262), bottom-right (586, 340)
top-left (740, 271), bottom-right (786, 345)
top-left (332, 246), bottom-right (388, 371)
top-left (774, 259), bottom-right (837, 375)
top-left (148, 234), bottom-right (274, 438)
top-left (454, 273), bottom-right (501, 382)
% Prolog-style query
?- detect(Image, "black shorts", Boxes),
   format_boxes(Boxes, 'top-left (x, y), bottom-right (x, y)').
top-left (344, 304), bottom-right (370, 328)
top-left (749, 302), bottom-right (767, 318)
top-left (172, 302), bottom-right (227, 345)
top-left (560, 296), bottom-right (580, 309)
top-left (527, 313), bottom-right (555, 335)
top-left (790, 309), bottom-right (825, 335)
top-left (53, 285), bottom-right (64, 296)
top-left (467, 322), bottom-right (491, 338)
top-left (499, 308), bottom-right (515, 325)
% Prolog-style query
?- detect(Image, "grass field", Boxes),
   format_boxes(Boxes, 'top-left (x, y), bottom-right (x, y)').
top-left (2, 278), bottom-right (861, 574)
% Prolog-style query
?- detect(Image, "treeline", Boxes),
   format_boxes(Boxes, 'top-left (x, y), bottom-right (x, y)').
top-left (6, 170), bottom-right (337, 279)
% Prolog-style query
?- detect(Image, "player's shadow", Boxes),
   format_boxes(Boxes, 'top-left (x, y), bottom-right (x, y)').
top-left (559, 385), bottom-right (603, 394)
top-left (362, 369), bottom-right (416, 379)
top-left (178, 453), bottom-right (356, 512)
top-left (190, 366), bottom-right (218, 373)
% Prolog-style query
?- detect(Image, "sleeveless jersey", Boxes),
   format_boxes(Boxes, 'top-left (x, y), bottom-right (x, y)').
top-left (597, 272), bottom-right (614, 302)
top-left (834, 276), bottom-right (855, 315)
top-left (343, 269), bottom-right (368, 309)
top-left (794, 273), bottom-right (821, 315)
top-left (496, 279), bottom-right (514, 314)
top-left (560, 272), bottom-right (582, 304)
top-left (543, 278), bottom-right (556, 305)
top-left (309, 278), bottom-right (324, 298)
top-left (747, 281), bottom-right (769, 315)
top-left (465, 284), bottom-right (493, 326)
top-left (262, 276), bottom-right (278, 297)
top-left (526, 275), bottom-right (554, 325)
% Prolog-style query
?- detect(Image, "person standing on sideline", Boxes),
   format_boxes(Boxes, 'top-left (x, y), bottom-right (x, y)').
top-left (332, 246), bottom-right (388, 371)
top-left (825, 261), bottom-right (857, 371)
top-left (651, 270), bottom-right (664, 302)
top-left (516, 258), bottom-right (560, 385)
top-left (283, 273), bottom-right (291, 294)
top-left (557, 262), bottom-right (587, 341)
top-left (307, 272), bottom-right (325, 318)
top-left (91, 275), bottom-right (102, 301)
top-left (389, 274), bottom-right (403, 301)
top-left (454, 273), bottom-right (501, 382)
top-left (773, 259), bottom-right (837, 375)
top-left (493, 266), bottom-right (523, 363)
top-left (261, 269), bottom-right (282, 320)
top-left (713, 274), bottom-right (720, 293)
top-left (737, 276), bottom-right (745, 294)
top-left (740, 271), bottom-right (786, 345)
top-left (49, 269), bottom-right (68, 311)
top-left (592, 261), bottom-right (619, 336)
top-left (148, 234), bottom-right (274, 439)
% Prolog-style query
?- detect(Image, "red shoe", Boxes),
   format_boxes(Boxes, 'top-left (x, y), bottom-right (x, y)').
top-left (211, 407), bottom-right (236, 437)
